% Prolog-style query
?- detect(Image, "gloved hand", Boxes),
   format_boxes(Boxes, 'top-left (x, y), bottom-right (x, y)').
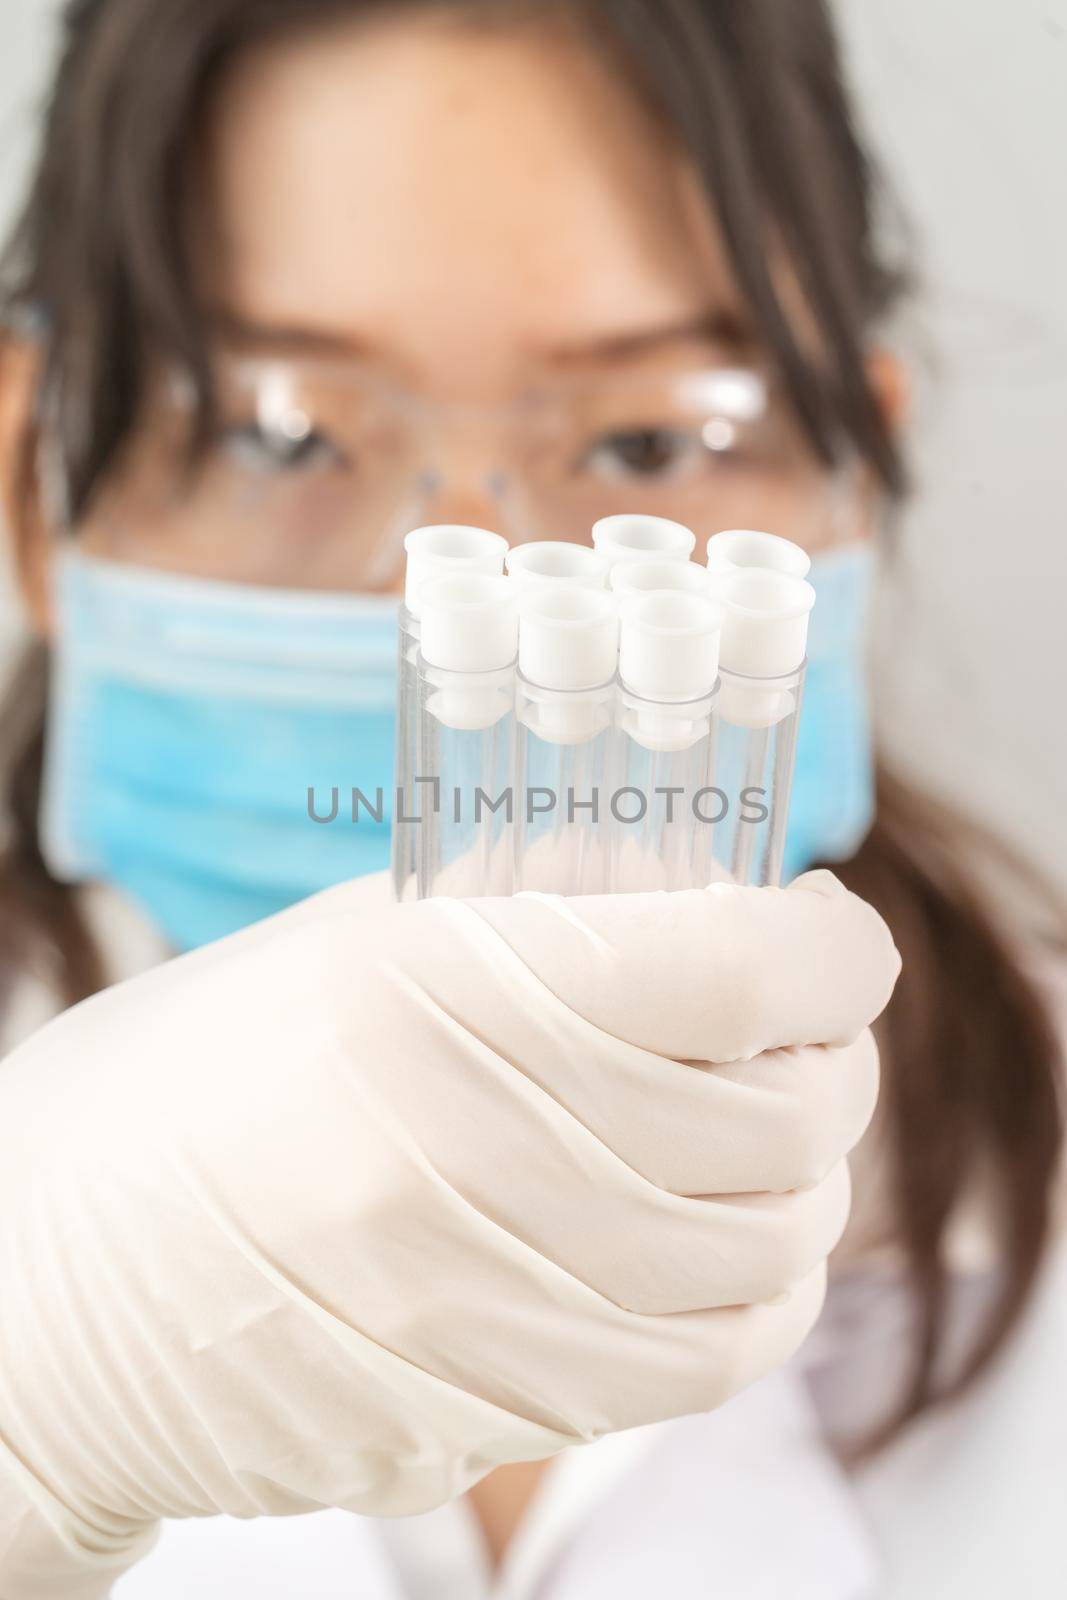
top-left (0, 870), bottom-right (899, 1599)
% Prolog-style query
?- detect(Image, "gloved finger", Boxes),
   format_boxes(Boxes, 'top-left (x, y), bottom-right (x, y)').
top-left (567, 1263), bottom-right (831, 1434)
top-left (149, 1070), bottom-right (835, 1444)
top-left (692, 1030), bottom-right (880, 1194)
top-left (459, 1127), bottom-right (855, 1314)
top-left (396, 1258), bottom-right (833, 1441)
top-left (574, 1031), bottom-right (879, 1200)
top-left (323, 892), bottom-right (879, 1199)
top-left (402, 1075), bottom-right (854, 1310)
top-left (338, 984), bottom-right (859, 1310)
top-left (413, 1021), bottom-right (879, 1202)
top-left (466, 869), bottom-right (900, 1061)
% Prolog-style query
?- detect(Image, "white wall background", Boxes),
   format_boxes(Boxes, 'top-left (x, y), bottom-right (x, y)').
top-left (0, 0), bottom-right (55, 215)
top-left (837, 0), bottom-right (1067, 911)
top-left (1, 0), bottom-right (1065, 900)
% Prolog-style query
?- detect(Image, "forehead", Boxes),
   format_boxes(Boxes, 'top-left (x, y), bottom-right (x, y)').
top-left (196, 9), bottom-right (741, 386)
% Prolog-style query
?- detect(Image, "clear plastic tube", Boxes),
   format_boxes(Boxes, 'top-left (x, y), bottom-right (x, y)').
top-left (513, 587), bottom-right (619, 895)
top-left (414, 659), bottom-right (516, 898)
top-left (513, 680), bottom-right (617, 894)
top-left (392, 526), bottom-right (507, 901)
top-left (611, 688), bottom-right (718, 891)
top-left (709, 663), bottom-right (806, 886)
top-left (410, 571), bottom-right (518, 900)
top-left (706, 565), bottom-right (815, 887)
top-left (392, 603), bottom-right (422, 901)
top-left (611, 589), bottom-right (722, 892)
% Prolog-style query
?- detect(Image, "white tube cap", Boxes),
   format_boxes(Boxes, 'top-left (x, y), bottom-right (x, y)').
top-left (505, 541), bottom-right (609, 592)
top-left (592, 514), bottom-right (696, 568)
top-left (715, 568), bottom-right (816, 677)
top-left (518, 586), bottom-right (619, 691)
top-left (610, 559), bottom-right (712, 598)
top-left (706, 528), bottom-right (811, 580)
top-left (619, 591), bottom-right (723, 702)
top-left (403, 524), bottom-right (508, 616)
top-left (519, 685), bottom-right (614, 747)
top-left (419, 573), bottom-right (517, 731)
top-left (419, 573), bottom-right (517, 671)
top-left (621, 701), bottom-right (714, 754)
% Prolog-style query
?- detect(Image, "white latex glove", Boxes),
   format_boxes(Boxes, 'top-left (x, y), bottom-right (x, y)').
top-left (0, 870), bottom-right (898, 1600)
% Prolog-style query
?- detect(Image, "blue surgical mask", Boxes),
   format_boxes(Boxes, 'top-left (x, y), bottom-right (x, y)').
top-left (41, 550), bottom-right (399, 951)
top-left (781, 542), bottom-right (876, 881)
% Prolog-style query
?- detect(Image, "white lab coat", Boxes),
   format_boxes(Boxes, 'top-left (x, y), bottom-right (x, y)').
top-left (4, 887), bottom-right (1066, 1599)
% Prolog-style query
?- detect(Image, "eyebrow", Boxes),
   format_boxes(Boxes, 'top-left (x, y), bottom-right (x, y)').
top-left (207, 310), bottom-right (380, 361)
top-left (206, 306), bottom-right (756, 367)
top-left (542, 309), bottom-right (756, 366)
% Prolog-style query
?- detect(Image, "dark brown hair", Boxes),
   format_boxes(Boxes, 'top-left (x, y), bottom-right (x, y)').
top-left (1, 0), bottom-right (1062, 1450)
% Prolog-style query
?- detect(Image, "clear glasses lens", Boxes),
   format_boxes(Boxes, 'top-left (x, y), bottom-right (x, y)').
top-left (77, 354), bottom-right (852, 588)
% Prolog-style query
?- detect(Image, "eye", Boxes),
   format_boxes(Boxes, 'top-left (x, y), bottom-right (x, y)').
top-left (580, 426), bottom-right (717, 482)
top-left (218, 420), bottom-right (347, 476)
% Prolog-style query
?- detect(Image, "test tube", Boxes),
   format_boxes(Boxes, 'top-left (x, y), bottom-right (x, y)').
top-left (610, 558), bottom-right (714, 599)
top-left (513, 587), bottom-right (619, 895)
top-left (412, 572), bottom-right (518, 900)
top-left (612, 590), bottom-right (724, 893)
top-left (592, 514), bottom-right (696, 571)
top-left (706, 528), bottom-right (811, 579)
top-left (393, 525), bottom-right (508, 901)
top-left (707, 566), bottom-right (815, 886)
top-left (505, 540), bottom-right (610, 593)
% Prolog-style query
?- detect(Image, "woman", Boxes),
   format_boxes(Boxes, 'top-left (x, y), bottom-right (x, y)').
top-left (0, 0), bottom-right (1062, 1595)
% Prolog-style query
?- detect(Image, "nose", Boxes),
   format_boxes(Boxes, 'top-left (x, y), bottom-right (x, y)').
top-left (358, 471), bottom-right (514, 597)
top-left (415, 480), bottom-right (510, 535)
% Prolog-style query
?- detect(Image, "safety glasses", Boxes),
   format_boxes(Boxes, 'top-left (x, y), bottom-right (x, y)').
top-left (74, 350), bottom-right (861, 589)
